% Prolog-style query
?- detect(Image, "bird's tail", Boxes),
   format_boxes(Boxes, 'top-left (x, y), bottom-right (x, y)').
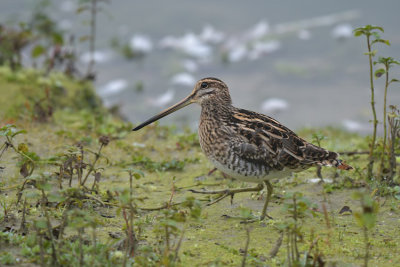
top-left (303, 143), bottom-right (353, 170)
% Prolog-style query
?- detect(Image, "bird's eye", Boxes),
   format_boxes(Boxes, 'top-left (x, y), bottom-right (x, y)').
top-left (201, 82), bottom-right (209, 89)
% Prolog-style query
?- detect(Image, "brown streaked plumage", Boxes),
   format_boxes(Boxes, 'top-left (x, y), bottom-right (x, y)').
top-left (133, 77), bottom-right (352, 220)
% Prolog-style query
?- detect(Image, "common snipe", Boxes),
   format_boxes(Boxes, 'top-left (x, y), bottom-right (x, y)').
top-left (133, 77), bottom-right (352, 220)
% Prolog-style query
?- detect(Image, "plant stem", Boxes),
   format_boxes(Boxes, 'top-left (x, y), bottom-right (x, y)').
top-left (78, 228), bottom-right (84, 267)
top-left (241, 228), bottom-right (251, 267)
top-left (82, 143), bottom-right (104, 186)
top-left (42, 189), bottom-right (59, 266)
top-left (388, 110), bottom-right (399, 179)
top-left (366, 35), bottom-right (378, 180)
top-left (364, 226), bottom-right (369, 267)
top-left (86, 0), bottom-right (97, 78)
top-left (378, 64), bottom-right (389, 179)
top-left (292, 194), bottom-right (299, 260)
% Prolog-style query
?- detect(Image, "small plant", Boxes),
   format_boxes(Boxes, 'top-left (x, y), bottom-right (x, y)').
top-left (387, 106), bottom-right (400, 181)
top-left (353, 191), bottom-right (379, 267)
top-left (115, 168), bottom-right (143, 264)
top-left (312, 132), bottom-right (326, 180)
top-left (0, 125), bottom-right (38, 179)
top-left (353, 25), bottom-right (390, 179)
top-left (0, 24), bottom-right (31, 70)
top-left (148, 195), bottom-right (202, 266)
top-left (110, 37), bottom-right (145, 60)
top-left (373, 57), bottom-right (399, 179)
top-left (277, 192), bottom-right (318, 266)
top-left (76, 0), bottom-right (110, 80)
top-left (55, 135), bottom-right (110, 190)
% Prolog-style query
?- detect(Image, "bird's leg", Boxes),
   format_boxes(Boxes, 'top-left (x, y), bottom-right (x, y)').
top-left (207, 168), bottom-right (218, 176)
top-left (260, 180), bottom-right (273, 220)
top-left (207, 168), bottom-right (229, 178)
top-left (189, 183), bottom-right (264, 206)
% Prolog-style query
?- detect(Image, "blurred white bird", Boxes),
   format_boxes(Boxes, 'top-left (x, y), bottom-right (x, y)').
top-left (159, 33), bottom-right (212, 59)
top-left (130, 34), bottom-right (153, 53)
top-left (182, 59), bottom-right (199, 73)
top-left (98, 79), bottom-right (128, 97)
top-left (248, 40), bottom-right (281, 60)
top-left (342, 119), bottom-right (371, 133)
top-left (80, 50), bottom-right (112, 64)
top-left (298, 29), bottom-right (311, 40)
top-left (199, 25), bottom-right (225, 44)
top-left (171, 73), bottom-right (196, 86)
top-left (149, 90), bottom-right (175, 107)
top-left (332, 24), bottom-right (353, 40)
top-left (246, 20), bottom-right (270, 40)
top-left (228, 44), bottom-right (248, 62)
top-left (260, 98), bottom-right (289, 114)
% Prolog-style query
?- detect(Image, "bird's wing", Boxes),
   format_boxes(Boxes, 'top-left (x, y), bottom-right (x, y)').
top-left (228, 108), bottom-right (339, 169)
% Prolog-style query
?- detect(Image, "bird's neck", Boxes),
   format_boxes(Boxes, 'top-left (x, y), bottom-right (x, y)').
top-left (200, 100), bottom-right (233, 120)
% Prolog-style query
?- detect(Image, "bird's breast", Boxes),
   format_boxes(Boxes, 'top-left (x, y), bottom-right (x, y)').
top-left (198, 119), bottom-right (275, 182)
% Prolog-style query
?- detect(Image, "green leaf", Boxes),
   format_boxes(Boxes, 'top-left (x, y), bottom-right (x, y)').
top-left (11, 129), bottom-right (27, 137)
top-left (390, 78), bottom-right (399, 83)
top-left (364, 50), bottom-right (377, 57)
top-left (52, 33), bottom-right (64, 45)
top-left (34, 219), bottom-right (48, 229)
top-left (374, 68), bottom-right (386, 78)
top-left (353, 30), bottom-right (364, 37)
top-left (31, 45), bottom-right (45, 58)
top-left (371, 26), bottom-right (384, 32)
top-left (47, 192), bottom-right (66, 203)
top-left (371, 32), bottom-right (381, 39)
top-left (371, 39), bottom-right (390, 46)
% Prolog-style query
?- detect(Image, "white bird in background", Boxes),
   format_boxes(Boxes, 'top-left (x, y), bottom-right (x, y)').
top-left (149, 90), bottom-right (175, 107)
top-left (98, 79), bottom-right (128, 97)
top-left (130, 34), bottom-right (153, 53)
top-left (245, 20), bottom-right (270, 40)
top-left (248, 40), bottom-right (281, 60)
top-left (331, 23), bottom-right (353, 40)
top-left (80, 50), bottom-right (112, 64)
top-left (159, 33), bottom-right (212, 59)
top-left (199, 25), bottom-right (225, 44)
top-left (182, 59), bottom-right (199, 73)
top-left (260, 98), bottom-right (289, 114)
top-left (170, 73), bottom-right (196, 87)
top-left (227, 42), bottom-right (248, 62)
top-left (298, 29), bottom-right (312, 40)
top-left (342, 119), bottom-right (371, 134)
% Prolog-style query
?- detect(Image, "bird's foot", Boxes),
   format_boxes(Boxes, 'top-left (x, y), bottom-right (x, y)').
top-left (189, 188), bottom-right (235, 206)
top-left (240, 214), bottom-right (273, 224)
top-left (207, 168), bottom-right (229, 178)
top-left (221, 213), bottom-right (273, 224)
top-left (189, 184), bottom-right (264, 206)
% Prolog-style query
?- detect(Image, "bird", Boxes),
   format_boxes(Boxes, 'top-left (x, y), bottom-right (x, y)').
top-left (132, 77), bottom-right (352, 220)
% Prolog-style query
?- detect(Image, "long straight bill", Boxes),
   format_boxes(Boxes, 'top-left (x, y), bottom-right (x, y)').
top-left (132, 94), bottom-right (193, 131)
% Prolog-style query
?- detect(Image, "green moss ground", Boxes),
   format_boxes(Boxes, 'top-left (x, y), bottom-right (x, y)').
top-left (0, 67), bottom-right (399, 266)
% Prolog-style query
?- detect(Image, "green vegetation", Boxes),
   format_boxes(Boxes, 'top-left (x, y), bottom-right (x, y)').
top-left (0, 19), bottom-right (399, 267)
top-left (353, 25), bottom-right (398, 181)
top-left (0, 65), bottom-right (399, 267)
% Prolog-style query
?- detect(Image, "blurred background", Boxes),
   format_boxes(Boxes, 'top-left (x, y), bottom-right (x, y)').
top-left (1, 0), bottom-right (399, 133)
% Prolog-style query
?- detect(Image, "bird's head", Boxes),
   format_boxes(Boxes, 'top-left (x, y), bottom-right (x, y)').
top-left (132, 77), bottom-right (231, 131)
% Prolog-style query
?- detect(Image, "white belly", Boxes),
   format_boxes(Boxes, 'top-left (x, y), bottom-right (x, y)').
top-left (208, 156), bottom-right (294, 183)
